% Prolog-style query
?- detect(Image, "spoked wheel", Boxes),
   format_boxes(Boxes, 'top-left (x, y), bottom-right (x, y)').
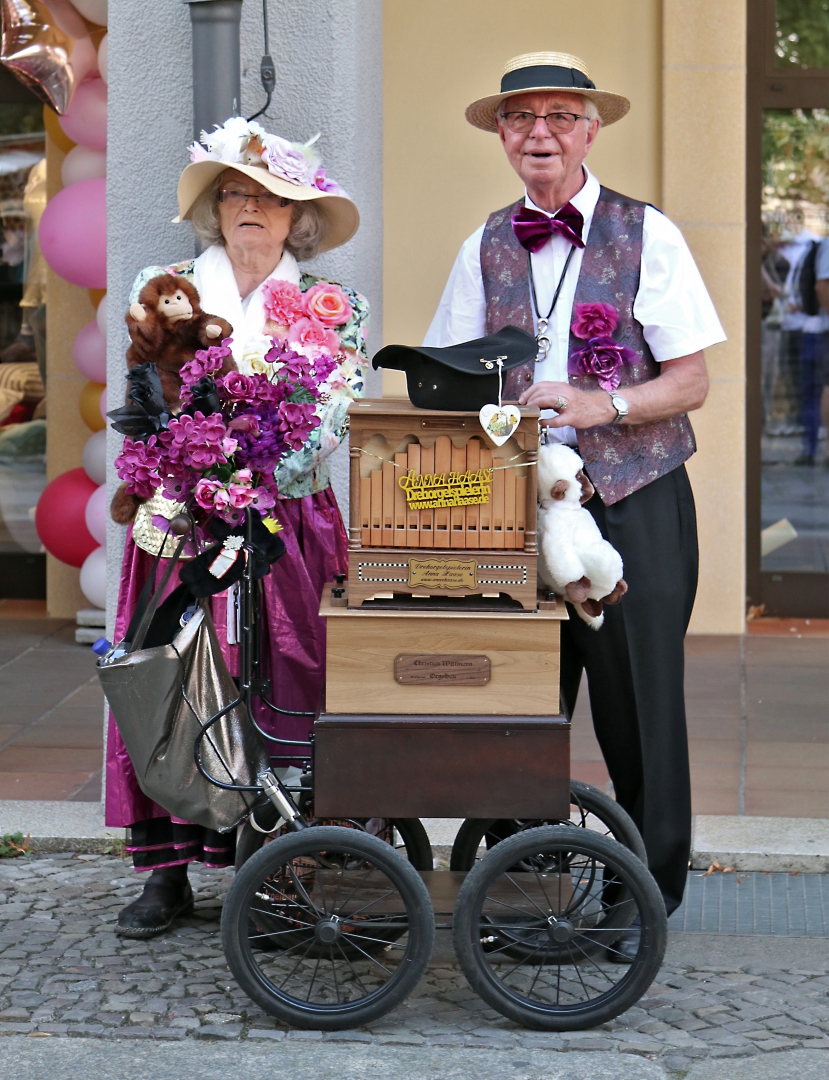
top-left (236, 808), bottom-right (433, 872)
top-left (452, 825), bottom-right (666, 1030)
top-left (222, 825), bottom-right (434, 1030)
top-left (449, 780), bottom-right (646, 870)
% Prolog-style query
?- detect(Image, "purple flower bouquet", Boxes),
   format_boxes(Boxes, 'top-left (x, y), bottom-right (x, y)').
top-left (112, 338), bottom-right (335, 527)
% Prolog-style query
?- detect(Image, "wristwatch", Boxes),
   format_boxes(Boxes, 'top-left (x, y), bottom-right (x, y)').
top-left (608, 392), bottom-right (629, 425)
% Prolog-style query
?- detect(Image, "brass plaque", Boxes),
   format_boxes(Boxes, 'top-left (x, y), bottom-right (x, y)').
top-left (408, 557), bottom-right (477, 590)
top-left (394, 654), bottom-right (491, 686)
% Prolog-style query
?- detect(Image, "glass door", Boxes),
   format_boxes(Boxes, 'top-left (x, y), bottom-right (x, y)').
top-left (749, 1), bottom-right (829, 616)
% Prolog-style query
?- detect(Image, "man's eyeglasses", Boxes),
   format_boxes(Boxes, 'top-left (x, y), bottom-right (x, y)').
top-left (500, 111), bottom-right (590, 135)
top-left (218, 189), bottom-right (292, 209)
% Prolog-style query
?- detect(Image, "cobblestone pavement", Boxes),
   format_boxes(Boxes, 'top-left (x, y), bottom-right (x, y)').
top-left (1, 854), bottom-right (829, 1076)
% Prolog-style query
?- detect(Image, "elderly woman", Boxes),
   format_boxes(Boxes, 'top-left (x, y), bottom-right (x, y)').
top-left (108, 119), bottom-right (368, 937)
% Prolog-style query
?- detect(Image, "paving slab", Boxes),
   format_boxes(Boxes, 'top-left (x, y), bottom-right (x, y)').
top-left (686, 1050), bottom-right (829, 1079)
top-left (1, 1039), bottom-right (667, 1080)
top-left (0, 800), bottom-right (121, 853)
top-left (692, 815), bottom-right (829, 873)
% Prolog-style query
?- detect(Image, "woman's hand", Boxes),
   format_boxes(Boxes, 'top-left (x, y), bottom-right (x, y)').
top-left (519, 380), bottom-right (615, 428)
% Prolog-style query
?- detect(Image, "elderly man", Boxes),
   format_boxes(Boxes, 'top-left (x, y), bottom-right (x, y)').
top-left (425, 52), bottom-right (726, 939)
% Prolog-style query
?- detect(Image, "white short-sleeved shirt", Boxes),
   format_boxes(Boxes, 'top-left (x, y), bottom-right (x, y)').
top-left (424, 166), bottom-right (726, 443)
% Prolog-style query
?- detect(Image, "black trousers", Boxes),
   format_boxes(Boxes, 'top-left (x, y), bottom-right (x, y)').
top-left (560, 465), bottom-right (698, 916)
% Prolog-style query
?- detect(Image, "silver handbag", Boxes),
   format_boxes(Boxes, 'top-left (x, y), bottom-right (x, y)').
top-left (98, 534), bottom-right (269, 833)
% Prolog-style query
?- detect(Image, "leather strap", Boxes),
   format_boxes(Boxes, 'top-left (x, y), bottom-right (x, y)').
top-left (125, 520), bottom-right (196, 653)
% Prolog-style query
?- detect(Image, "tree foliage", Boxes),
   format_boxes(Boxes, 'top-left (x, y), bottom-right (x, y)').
top-left (763, 109), bottom-right (829, 210)
top-left (776, 0), bottom-right (829, 69)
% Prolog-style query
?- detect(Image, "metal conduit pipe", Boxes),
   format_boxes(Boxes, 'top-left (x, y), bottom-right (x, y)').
top-left (182, 0), bottom-right (242, 139)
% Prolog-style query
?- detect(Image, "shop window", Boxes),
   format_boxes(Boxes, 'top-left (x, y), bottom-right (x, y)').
top-left (0, 103), bottom-right (46, 599)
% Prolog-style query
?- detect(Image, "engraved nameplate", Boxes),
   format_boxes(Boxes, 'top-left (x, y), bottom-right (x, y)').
top-left (394, 654), bottom-right (491, 686)
top-left (408, 557), bottom-right (477, 590)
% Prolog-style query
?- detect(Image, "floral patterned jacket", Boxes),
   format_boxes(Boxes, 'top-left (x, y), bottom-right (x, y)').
top-left (129, 260), bottom-right (369, 500)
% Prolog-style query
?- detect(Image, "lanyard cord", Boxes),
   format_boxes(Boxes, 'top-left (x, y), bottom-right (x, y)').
top-left (527, 244), bottom-right (577, 361)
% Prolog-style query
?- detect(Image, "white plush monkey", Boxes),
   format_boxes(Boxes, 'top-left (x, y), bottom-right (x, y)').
top-left (536, 443), bottom-right (627, 629)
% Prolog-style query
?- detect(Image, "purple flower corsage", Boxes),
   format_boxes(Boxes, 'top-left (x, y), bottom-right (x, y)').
top-left (568, 302), bottom-right (636, 392)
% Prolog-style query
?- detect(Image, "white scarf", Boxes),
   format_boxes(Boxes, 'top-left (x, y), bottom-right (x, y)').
top-left (192, 244), bottom-right (301, 370)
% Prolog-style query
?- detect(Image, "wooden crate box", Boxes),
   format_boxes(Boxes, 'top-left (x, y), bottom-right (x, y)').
top-left (320, 590), bottom-right (564, 715)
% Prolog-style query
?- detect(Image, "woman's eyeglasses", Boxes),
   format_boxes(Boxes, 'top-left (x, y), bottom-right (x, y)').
top-left (218, 189), bottom-right (292, 209)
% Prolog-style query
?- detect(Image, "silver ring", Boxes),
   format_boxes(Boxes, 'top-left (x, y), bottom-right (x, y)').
top-left (554, 396), bottom-right (569, 412)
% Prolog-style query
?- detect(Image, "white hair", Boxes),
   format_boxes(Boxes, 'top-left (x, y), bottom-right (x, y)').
top-left (578, 95), bottom-right (601, 124)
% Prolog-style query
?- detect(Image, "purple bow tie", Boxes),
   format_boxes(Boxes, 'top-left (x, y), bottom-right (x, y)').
top-left (511, 203), bottom-right (585, 252)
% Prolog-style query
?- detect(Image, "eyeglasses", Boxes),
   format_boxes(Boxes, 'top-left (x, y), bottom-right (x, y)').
top-left (218, 189), bottom-right (292, 209)
top-left (500, 111), bottom-right (590, 135)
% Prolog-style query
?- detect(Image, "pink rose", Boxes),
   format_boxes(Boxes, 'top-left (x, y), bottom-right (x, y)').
top-left (217, 371), bottom-right (257, 402)
top-left (303, 283), bottom-right (353, 327)
top-left (571, 302), bottom-right (619, 340)
top-left (262, 279), bottom-right (306, 326)
top-left (286, 316), bottom-right (340, 358)
top-left (194, 478), bottom-right (222, 511)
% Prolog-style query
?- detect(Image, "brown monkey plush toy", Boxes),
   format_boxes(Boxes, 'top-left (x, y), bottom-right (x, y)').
top-left (125, 274), bottom-right (235, 401)
top-left (110, 275), bottom-right (237, 524)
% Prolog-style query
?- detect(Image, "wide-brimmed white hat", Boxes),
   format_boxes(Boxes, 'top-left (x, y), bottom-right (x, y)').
top-left (175, 118), bottom-right (360, 253)
top-left (466, 52), bottom-right (630, 132)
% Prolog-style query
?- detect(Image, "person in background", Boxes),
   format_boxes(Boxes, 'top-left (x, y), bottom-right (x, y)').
top-left (809, 235), bottom-right (829, 467)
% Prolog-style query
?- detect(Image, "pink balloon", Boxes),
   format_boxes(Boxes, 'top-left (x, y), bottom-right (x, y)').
top-left (99, 387), bottom-right (108, 420)
top-left (84, 484), bottom-right (108, 546)
top-left (70, 38), bottom-right (100, 85)
top-left (72, 320), bottom-right (106, 381)
top-left (39, 178), bottom-right (106, 288)
top-left (59, 77), bottom-right (107, 150)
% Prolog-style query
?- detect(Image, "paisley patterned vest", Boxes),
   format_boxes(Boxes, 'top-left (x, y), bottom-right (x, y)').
top-left (480, 186), bottom-right (696, 505)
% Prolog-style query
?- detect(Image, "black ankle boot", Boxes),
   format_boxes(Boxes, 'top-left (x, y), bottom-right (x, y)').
top-left (117, 865), bottom-right (194, 938)
top-left (607, 915), bottom-right (640, 963)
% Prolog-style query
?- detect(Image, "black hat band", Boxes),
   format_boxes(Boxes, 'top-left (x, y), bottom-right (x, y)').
top-left (500, 65), bottom-right (596, 95)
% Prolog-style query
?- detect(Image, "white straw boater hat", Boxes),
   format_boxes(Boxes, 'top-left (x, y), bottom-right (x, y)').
top-left (175, 117), bottom-right (360, 253)
top-left (466, 52), bottom-right (630, 132)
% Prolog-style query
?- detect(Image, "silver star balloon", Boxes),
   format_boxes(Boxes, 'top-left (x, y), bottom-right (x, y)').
top-left (1, 0), bottom-right (75, 114)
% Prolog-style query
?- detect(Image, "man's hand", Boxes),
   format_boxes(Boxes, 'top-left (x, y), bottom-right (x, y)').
top-left (518, 351), bottom-right (710, 427)
top-left (519, 380), bottom-right (616, 427)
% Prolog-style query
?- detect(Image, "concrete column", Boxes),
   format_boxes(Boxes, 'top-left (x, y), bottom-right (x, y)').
top-left (239, 0), bottom-right (384, 516)
top-left (662, 0), bottom-right (746, 634)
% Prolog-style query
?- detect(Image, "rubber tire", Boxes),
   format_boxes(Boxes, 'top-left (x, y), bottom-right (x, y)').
top-left (235, 815), bottom-right (433, 872)
top-left (570, 780), bottom-right (647, 863)
top-left (449, 780), bottom-right (646, 871)
top-left (222, 826), bottom-right (435, 1030)
top-left (452, 825), bottom-right (666, 1031)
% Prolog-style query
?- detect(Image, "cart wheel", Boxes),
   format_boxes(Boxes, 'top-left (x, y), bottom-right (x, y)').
top-left (449, 780), bottom-right (646, 870)
top-left (452, 825), bottom-right (666, 1030)
top-left (235, 814), bottom-right (433, 871)
top-left (222, 825), bottom-right (434, 1030)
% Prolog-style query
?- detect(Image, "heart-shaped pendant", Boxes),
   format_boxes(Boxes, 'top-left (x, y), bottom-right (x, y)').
top-left (479, 403), bottom-right (521, 447)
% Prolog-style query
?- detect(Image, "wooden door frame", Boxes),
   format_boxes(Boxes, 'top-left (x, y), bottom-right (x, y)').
top-left (747, 0), bottom-right (829, 617)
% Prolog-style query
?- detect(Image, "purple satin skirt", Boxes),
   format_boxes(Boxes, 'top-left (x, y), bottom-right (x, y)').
top-left (105, 488), bottom-right (348, 851)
